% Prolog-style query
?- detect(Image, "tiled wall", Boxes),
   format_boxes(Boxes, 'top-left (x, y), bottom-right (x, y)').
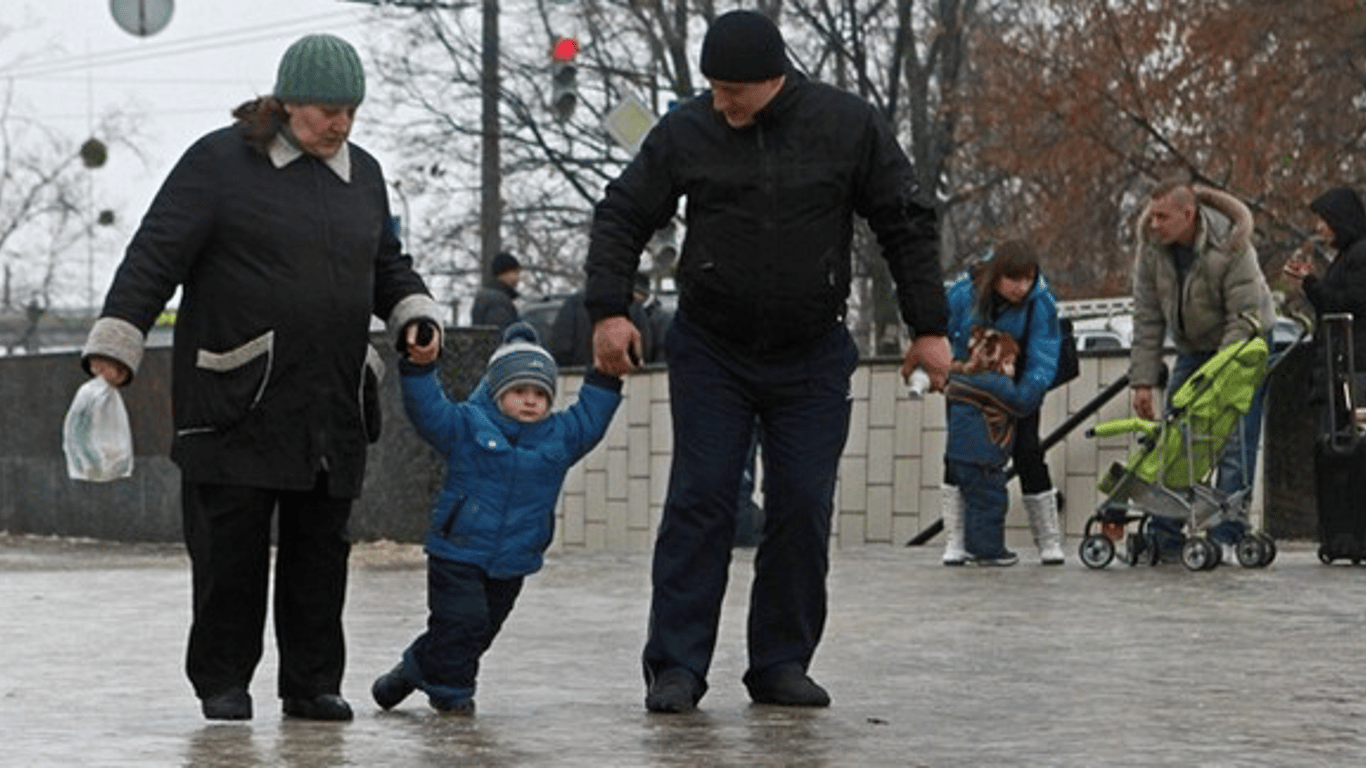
top-left (550, 353), bottom-right (1226, 553)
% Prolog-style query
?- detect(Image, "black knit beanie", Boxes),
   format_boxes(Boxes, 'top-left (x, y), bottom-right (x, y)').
top-left (491, 251), bottom-right (520, 277)
top-left (700, 10), bottom-right (788, 83)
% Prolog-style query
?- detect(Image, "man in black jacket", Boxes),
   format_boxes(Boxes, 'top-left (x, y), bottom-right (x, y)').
top-left (585, 10), bottom-right (950, 714)
top-left (471, 251), bottom-right (522, 330)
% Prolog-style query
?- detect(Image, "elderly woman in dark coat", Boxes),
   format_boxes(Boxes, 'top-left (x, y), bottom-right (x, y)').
top-left (80, 34), bottom-right (442, 722)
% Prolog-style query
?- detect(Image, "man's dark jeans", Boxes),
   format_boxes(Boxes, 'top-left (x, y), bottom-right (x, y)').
top-left (642, 313), bottom-right (857, 692)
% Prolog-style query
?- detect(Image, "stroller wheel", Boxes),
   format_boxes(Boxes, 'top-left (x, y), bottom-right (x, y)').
top-left (1238, 532), bottom-right (1276, 568)
top-left (1079, 535), bottom-right (1115, 569)
top-left (1235, 536), bottom-right (1269, 568)
top-left (1181, 538), bottom-right (1218, 571)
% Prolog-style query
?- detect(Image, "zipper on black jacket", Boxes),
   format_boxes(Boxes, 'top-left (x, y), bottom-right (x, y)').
top-left (756, 122), bottom-right (775, 350)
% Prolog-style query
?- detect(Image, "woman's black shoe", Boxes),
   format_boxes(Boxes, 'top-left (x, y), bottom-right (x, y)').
top-left (282, 694), bottom-right (354, 721)
top-left (201, 689), bottom-right (252, 720)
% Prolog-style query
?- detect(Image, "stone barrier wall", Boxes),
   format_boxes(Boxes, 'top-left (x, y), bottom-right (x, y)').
top-left (0, 334), bottom-right (1313, 549)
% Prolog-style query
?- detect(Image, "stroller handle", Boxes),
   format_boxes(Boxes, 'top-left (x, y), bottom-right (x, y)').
top-left (1086, 416), bottom-right (1157, 439)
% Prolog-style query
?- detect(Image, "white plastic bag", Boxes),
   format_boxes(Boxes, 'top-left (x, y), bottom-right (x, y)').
top-left (62, 376), bottom-right (134, 482)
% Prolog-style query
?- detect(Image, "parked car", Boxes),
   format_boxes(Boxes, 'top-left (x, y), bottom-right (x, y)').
top-left (1066, 312), bottom-right (1305, 353)
top-left (516, 290), bottom-right (678, 365)
top-left (1074, 328), bottom-right (1129, 351)
top-left (1070, 315), bottom-right (1133, 351)
top-left (518, 293), bottom-right (575, 349)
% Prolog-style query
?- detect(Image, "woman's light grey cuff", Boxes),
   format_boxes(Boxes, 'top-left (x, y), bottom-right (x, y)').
top-left (387, 294), bottom-right (443, 338)
top-left (82, 317), bottom-right (146, 378)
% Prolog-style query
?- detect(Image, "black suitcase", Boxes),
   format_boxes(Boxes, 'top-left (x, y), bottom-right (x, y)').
top-left (1315, 440), bottom-right (1366, 564)
top-left (1315, 313), bottom-right (1366, 564)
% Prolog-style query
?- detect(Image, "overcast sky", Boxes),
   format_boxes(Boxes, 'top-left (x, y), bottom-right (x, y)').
top-left (3, 0), bottom-right (397, 305)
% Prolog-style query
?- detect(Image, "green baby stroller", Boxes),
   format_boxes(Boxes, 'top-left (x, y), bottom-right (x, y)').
top-left (1078, 316), bottom-right (1303, 571)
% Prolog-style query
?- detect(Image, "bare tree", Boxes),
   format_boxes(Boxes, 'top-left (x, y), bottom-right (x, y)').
top-left (366, 0), bottom-right (988, 350)
top-left (956, 0), bottom-right (1366, 300)
top-left (366, 0), bottom-right (697, 308)
top-left (0, 83), bottom-right (130, 352)
top-left (781, 0), bottom-right (991, 351)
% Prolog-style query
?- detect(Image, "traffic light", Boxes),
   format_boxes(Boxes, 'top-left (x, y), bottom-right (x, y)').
top-left (551, 37), bottom-right (579, 122)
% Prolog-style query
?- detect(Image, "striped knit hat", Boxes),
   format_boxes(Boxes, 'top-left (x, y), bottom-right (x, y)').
top-left (485, 322), bottom-right (558, 406)
top-left (274, 34), bottom-right (366, 106)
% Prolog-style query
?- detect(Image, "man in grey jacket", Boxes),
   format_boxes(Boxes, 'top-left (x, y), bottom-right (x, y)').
top-left (1128, 179), bottom-right (1275, 558)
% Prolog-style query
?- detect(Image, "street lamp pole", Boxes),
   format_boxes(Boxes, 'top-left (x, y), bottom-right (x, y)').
top-left (479, 0), bottom-right (501, 278)
top-left (342, 0), bottom-right (500, 277)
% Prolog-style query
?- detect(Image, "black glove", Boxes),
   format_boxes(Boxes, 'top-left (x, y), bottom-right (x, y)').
top-left (396, 320), bottom-right (439, 355)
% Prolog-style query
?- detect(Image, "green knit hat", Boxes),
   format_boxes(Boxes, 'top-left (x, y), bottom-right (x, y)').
top-left (273, 34), bottom-right (366, 106)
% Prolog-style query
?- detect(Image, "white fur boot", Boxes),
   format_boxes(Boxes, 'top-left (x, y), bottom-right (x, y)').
top-left (1024, 490), bottom-right (1065, 565)
top-left (941, 484), bottom-right (966, 566)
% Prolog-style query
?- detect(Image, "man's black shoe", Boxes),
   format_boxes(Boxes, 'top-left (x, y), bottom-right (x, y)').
top-left (744, 664), bottom-right (831, 707)
top-left (431, 698), bottom-right (476, 716)
top-left (201, 689), bottom-right (252, 721)
top-left (372, 663), bottom-right (417, 710)
top-left (645, 668), bottom-right (703, 714)
top-left (282, 694), bottom-right (354, 721)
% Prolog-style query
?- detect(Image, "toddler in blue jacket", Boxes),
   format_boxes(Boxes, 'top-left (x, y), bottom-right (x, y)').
top-left (372, 321), bottom-right (622, 714)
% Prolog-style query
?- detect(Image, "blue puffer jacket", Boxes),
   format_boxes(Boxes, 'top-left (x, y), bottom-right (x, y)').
top-left (944, 273), bottom-right (1062, 467)
top-left (401, 366), bottom-right (622, 578)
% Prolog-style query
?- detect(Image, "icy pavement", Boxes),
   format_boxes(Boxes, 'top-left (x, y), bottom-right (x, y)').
top-left (3, 534), bottom-right (1366, 767)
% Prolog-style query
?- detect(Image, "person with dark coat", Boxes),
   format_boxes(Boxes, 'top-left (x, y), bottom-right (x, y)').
top-left (584, 10), bottom-right (950, 714)
top-left (551, 274), bottom-right (655, 367)
top-left (1284, 186), bottom-right (1366, 415)
top-left (80, 33), bottom-right (443, 722)
top-left (471, 251), bottom-right (521, 330)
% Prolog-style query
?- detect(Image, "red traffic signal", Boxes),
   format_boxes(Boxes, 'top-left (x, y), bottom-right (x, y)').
top-left (552, 37), bottom-right (579, 61)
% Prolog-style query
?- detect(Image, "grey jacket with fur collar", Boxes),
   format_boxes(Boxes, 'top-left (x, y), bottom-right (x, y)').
top-left (1129, 185), bottom-right (1275, 388)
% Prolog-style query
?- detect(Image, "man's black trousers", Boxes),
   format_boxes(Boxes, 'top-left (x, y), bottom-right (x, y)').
top-left (643, 314), bottom-right (857, 692)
